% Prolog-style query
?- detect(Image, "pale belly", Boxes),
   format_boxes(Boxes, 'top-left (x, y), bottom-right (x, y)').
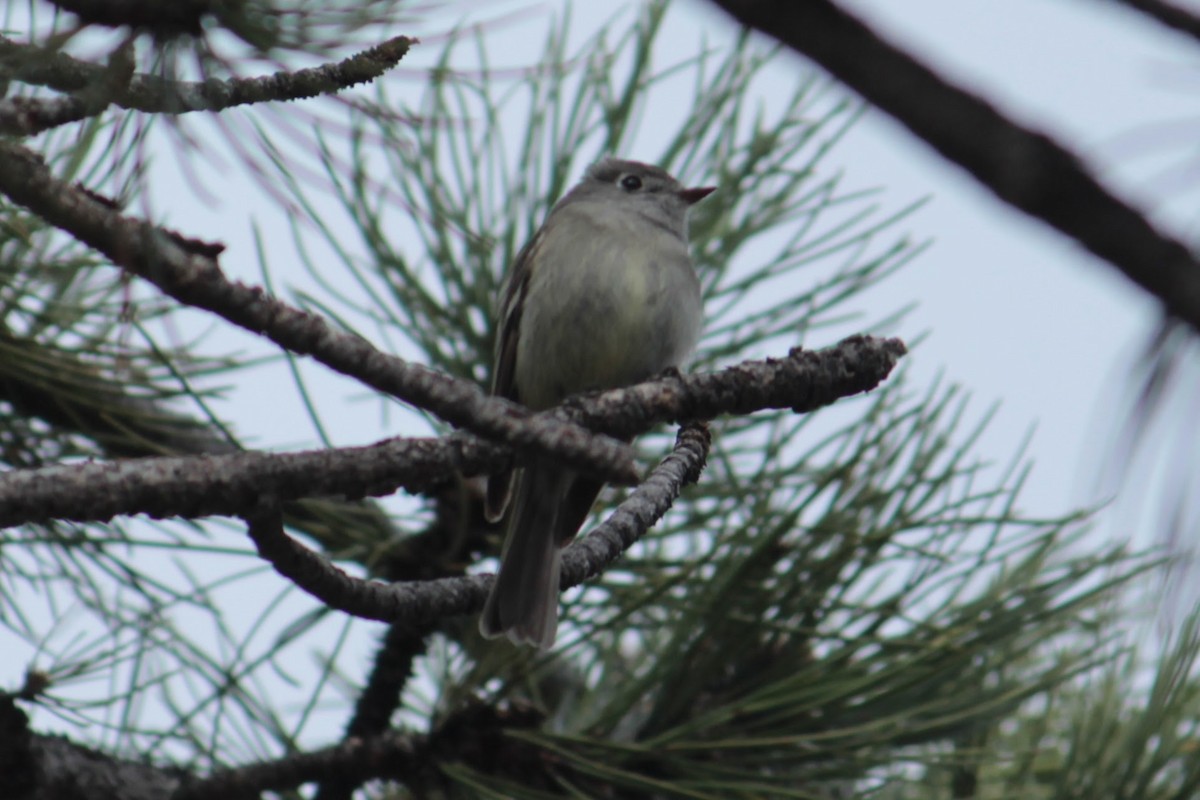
top-left (513, 246), bottom-right (701, 411)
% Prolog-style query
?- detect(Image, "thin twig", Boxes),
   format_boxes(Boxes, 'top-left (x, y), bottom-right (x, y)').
top-left (0, 35), bottom-right (415, 133)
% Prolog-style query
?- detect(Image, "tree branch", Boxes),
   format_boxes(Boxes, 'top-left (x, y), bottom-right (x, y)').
top-left (708, 0), bottom-right (1200, 335)
top-left (0, 695), bottom-right (183, 800)
top-left (559, 422), bottom-right (711, 585)
top-left (50, 0), bottom-right (213, 37)
top-left (1113, 0), bottom-right (1200, 43)
top-left (2, 689), bottom-right (542, 800)
top-left (0, 140), bottom-right (639, 487)
top-left (0, 336), bottom-right (905, 529)
top-left (0, 435), bottom-right (493, 528)
top-left (237, 422), bottom-right (712, 628)
top-left (312, 620), bottom-right (431, 800)
top-left (0, 35), bottom-right (416, 133)
top-left (0, 94), bottom-right (105, 136)
top-left (171, 701), bottom-right (546, 800)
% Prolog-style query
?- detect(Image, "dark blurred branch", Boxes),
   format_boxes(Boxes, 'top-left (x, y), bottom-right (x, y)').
top-left (3, 688), bottom-right (543, 800)
top-left (313, 480), bottom-right (496, 800)
top-left (0, 140), bottom-right (639, 486)
top-left (312, 620), bottom-right (432, 800)
top-left (171, 729), bottom-right (430, 800)
top-left (708, 0), bottom-right (1200, 335)
top-left (1, 686), bottom-right (424, 800)
top-left (50, 0), bottom-right (213, 37)
top-left (172, 700), bottom-right (546, 800)
top-left (1113, 0), bottom-right (1200, 42)
top-left (0, 695), bottom-right (183, 800)
top-left (0, 337), bottom-right (904, 528)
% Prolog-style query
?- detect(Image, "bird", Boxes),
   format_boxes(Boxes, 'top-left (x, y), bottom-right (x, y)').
top-left (479, 157), bottom-right (714, 649)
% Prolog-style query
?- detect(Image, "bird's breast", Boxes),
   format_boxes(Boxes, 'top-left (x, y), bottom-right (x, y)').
top-left (513, 208), bottom-right (701, 410)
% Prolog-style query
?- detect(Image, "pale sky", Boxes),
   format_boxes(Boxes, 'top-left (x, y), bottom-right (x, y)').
top-left (833, 0), bottom-right (1200, 550)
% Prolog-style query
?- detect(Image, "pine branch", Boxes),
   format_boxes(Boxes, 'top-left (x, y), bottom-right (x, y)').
top-left (0, 337), bottom-right (903, 527)
top-left (0, 330), bottom-right (236, 459)
top-left (234, 424), bottom-right (710, 628)
top-left (0, 34), bottom-right (415, 134)
top-left (0, 94), bottom-right (109, 136)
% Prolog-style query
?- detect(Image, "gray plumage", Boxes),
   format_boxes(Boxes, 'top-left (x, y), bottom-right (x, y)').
top-left (480, 157), bottom-right (713, 649)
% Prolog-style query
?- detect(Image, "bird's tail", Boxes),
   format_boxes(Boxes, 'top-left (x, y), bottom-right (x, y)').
top-left (479, 464), bottom-right (569, 649)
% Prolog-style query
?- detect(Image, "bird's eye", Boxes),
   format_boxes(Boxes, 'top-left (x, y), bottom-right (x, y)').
top-left (620, 174), bottom-right (643, 191)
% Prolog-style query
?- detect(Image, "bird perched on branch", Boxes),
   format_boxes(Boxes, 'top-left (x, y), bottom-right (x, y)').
top-left (480, 157), bottom-right (715, 649)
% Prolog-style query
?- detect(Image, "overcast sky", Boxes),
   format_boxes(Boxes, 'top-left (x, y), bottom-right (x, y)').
top-left (831, 0), bottom-right (1200, 553)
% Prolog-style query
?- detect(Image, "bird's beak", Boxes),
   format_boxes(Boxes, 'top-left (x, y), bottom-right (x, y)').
top-left (678, 185), bottom-right (716, 205)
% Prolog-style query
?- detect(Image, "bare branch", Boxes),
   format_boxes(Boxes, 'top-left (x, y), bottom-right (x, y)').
top-left (0, 34), bottom-right (415, 126)
top-left (559, 422), bottom-right (711, 585)
top-left (0, 435), bottom-right (482, 527)
top-left (237, 423), bottom-right (711, 628)
top-left (708, 0), bottom-right (1200, 335)
top-left (568, 335), bottom-right (908, 439)
top-left (0, 337), bottom-right (905, 528)
top-left (0, 94), bottom-right (106, 135)
top-left (173, 701), bottom-right (546, 800)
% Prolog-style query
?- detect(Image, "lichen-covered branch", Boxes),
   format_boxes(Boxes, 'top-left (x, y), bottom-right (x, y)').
top-left (0, 337), bottom-right (904, 528)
